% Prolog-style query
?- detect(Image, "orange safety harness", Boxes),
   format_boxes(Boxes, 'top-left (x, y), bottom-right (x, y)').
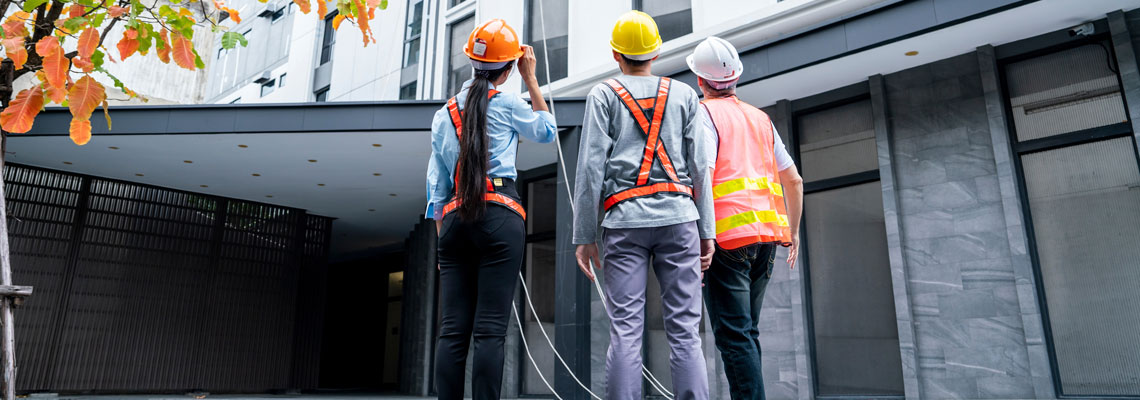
top-left (440, 90), bottom-right (528, 220)
top-left (601, 77), bottom-right (693, 211)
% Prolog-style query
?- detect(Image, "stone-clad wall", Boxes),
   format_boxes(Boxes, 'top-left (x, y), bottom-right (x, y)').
top-left (884, 52), bottom-right (1037, 399)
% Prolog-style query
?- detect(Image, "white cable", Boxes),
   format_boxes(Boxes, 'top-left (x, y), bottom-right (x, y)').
top-left (532, 0), bottom-right (675, 398)
top-left (518, 271), bottom-right (605, 400)
top-left (512, 302), bottom-right (564, 400)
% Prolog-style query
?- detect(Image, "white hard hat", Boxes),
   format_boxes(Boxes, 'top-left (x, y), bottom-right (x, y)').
top-left (686, 36), bottom-right (743, 82)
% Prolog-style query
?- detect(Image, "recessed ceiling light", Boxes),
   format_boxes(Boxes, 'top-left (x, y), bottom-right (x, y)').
top-left (373, 173), bottom-right (382, 176)
top-left (905, 51), bottom-right (919, 56)
top-left (252, 173), bottom-right (261, 177)
top-left (266, 195), bottom-right (273, 198)
top-left (183, 160), bottom-right (193, 164)
top-left (389, 193), bottom-right (397, 197)
top-left (135, 173), bottom-right (144, 177)
top-left (307, 159), bottom-right (317, 163)
top-left (108, 146), bottom-right (119, 150)
top-left (368, 209), bottom-right (375, 212)
top-left (62, 161), bottom-right (73, 165)
top-left (317, 183), bottom-right (325, 186)
top-left (238, 144), bottom-right (248, 148)
top-left (372, 144), bottom-right (382, 147)
top-left (200, 185), bottom-right (208, 188)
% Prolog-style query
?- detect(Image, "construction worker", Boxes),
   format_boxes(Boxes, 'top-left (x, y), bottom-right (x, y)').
top-left (573, 10), bottom-right (714, 400)
top-left (688, 36), bottom-right (803, 400)
top-left (425, 19), bottom-right (556, 400)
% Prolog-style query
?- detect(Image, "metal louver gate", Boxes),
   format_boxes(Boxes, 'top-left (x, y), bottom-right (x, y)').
top-left (4, 164), bottom-right (333, 393)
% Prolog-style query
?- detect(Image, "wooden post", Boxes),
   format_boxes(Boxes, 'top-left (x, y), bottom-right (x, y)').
top-left (0, 57), bottom-right (20, 400)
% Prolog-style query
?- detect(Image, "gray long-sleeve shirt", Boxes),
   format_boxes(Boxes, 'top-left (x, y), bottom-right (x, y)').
top-left (572, 75), bottom-right (715, 244)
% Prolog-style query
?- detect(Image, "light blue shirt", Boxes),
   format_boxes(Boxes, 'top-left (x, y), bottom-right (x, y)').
top-left (426, 79), bottom-right (557, 219)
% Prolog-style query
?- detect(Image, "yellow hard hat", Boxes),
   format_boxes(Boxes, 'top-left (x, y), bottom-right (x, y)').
top-left (610, 10), bottom-right (661, 60)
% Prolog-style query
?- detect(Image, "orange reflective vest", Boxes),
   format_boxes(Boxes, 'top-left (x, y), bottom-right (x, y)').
top-left (601, 78), bottom-right (693, 210)
top-left (441, 90), bottom-right (527, 220)
top-left (703, 96), bottom-right (791, 249)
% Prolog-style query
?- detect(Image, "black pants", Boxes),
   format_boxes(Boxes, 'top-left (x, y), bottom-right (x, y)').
top-left (434, 201), bottom-right (525, 400)
top-left (702, 242), bottom-right (777, 400)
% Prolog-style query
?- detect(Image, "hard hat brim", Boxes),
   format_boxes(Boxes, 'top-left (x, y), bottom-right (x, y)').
top-left (619, 48), bottom-right (659, 61)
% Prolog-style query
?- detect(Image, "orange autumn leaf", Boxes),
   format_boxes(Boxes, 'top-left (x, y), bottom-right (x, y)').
top-left (107, 6), bottom-right (128, 17)
top-left (1, 37), bottom-right (27, 70)
top-left (73, 56), bottom-right (95, 73)
top-left (156, 29), bottom-right (171, 64)
top-left (35, 37), bottom-right (67, 91)
top-left (292, 0), bottom-right (310, 14)
top-left (77, 28), bottom-right (98, 59)
top-left (36, 71), bottom-right (67, 104)
top-left (102, 100), bottom-right (112, 130)
top-left (353, 0), bottom-right (371, 45)
top-left (70, 118), bottom-right (92, 145)
top-left (223, 7), bottom-right (241, 23)
top-left (69, 4), bottom-right (85, 18)
top-left (317, 0), bottom-right (328, 19)
top-left (332, 14), bottom-right (345, 30)
top-left (69, 75), bottom-right (106, 120)
top-left (3, 12), bottom-right (30, 37)
top-left (117, 30), bottom-right (140, 60)
top-left (0, 87), bottom-right (45, 134)
top-left (171, 32), bottom-right (196, 70)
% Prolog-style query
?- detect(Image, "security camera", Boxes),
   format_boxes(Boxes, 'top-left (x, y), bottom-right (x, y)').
top-left (1069, 22), bottom-right (1094, 37)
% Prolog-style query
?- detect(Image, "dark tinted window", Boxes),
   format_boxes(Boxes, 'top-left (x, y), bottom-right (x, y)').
top-left (527, 0), bottom-right (568, 84)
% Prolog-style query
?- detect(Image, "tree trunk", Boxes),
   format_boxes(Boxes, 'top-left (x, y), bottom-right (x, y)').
top-left (0, 58), bottom-right (19, 400)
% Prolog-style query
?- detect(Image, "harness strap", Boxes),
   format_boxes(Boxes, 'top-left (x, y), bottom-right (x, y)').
top-left (603, 182), bottom-right (693, 211)
top-left (603, 78), bottom-right (678, 185)
top-left (444, 89), bottom-right (525, 219)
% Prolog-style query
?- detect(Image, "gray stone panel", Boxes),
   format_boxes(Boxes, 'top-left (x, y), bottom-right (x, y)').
top-left (885, 51), bottom-right (1038, 399)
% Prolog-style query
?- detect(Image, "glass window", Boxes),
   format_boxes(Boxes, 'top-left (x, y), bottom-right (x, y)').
top-left (447, 16), bottom-right (475, 97)
top-left (278, 73), bottom-right (286, 87)
top-left (804, 183), bottom-right (903, 396)
top-left (399, 82), bottom-right (418, 100)
top-left (521, 176), bottom-right (557, 395)
top-left (1004, 40), bottom-right (1140, 396)
top-left (260, 79), bottom-right (276, 97)
top-left (634, 0), bottom-right (691, 42)
top-left (314, 87), bottom-right (329, 102)
top-left (449, 0), bottom-right (467, 7)
top-left (527, 0), bottom-right (568, 84)
top-left (794, 97), bottom-right (903, 397)
top-left (796, 99), bottom-right (878, 182)
top-left (1005, 43), bottom-right (1127, 142)
top-left (271, 5), bottom-right (286, 22)
top-left (320, 12), bottom-right (337, 65)
top-left (403, 0), bottom-right (424, 68)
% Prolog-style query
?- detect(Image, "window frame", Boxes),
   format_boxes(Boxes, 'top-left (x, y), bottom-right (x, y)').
top-left (445, 14), bottom-right (475, 98)
top-left (997, 33), bottom-right (1140, 398)
top-left (314, 86), bottom-right (330, 102)
top-left (514, 164), bottom-right (559, 397)
top-left (319, 11), bottom-right (338, 65)
top-left (259, 79), bottom-right (277, 97)
top-left (789, 88), bottom-right (905, 399)
top-left (402, 0), bottom-right (424, 69)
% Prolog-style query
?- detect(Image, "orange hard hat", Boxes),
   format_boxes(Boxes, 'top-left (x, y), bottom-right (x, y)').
top-left (464, 19), bottom-right (524, 64)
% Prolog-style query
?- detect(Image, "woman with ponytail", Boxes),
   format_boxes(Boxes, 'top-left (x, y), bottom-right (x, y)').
top-left (425, 18), bottom-right (555, 400)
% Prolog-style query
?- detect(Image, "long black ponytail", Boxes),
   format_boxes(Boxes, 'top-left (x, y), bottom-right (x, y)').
top-left (456, 61), bottom-right (514, 222)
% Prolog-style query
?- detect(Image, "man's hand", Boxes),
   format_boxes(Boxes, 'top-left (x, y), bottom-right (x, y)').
top-left (700, 239), bottom-right (715, 271)
top-left (786, 233), bottom-right (800, 270)
top-left (518, 45), bottom-right (538, 83)
top-left (575, 243), bottom-right (602, 281)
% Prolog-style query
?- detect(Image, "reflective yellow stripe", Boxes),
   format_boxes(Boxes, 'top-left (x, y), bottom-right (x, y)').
top-left (712, 177), bottom-right (783, 199)
top-left (715, 210), bottom-right (790, 235)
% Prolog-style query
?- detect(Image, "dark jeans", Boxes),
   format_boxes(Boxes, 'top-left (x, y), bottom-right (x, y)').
top-left (434, 202), bottom-right (525, 400)
top-left (703, 242), bottom-right (777, 400)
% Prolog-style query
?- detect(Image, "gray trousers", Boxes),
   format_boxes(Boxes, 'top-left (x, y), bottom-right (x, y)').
top-left (602, 221), bottom-right (709, 400)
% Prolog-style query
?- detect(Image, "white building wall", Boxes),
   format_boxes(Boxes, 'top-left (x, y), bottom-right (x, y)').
top-left (203, 0), bottom-right (890, 104)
